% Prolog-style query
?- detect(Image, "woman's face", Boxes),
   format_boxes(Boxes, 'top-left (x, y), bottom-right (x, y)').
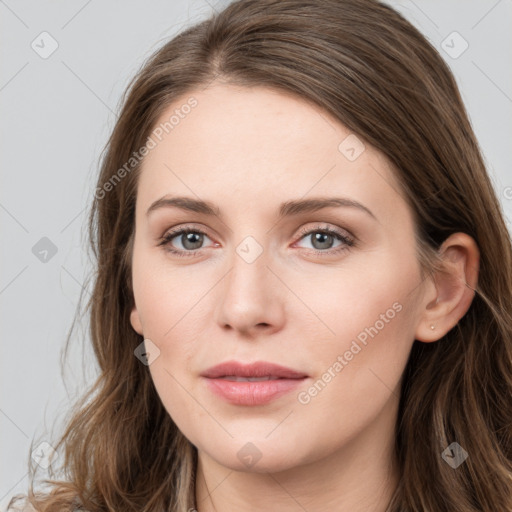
top-left (129, 83), bottom-right (430, 473)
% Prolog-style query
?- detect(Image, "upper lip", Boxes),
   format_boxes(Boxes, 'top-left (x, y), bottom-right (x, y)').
top-left (201, 360), bottom-right (308, 379)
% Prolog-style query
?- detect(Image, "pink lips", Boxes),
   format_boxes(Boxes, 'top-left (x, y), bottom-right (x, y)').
top-left (200, 360), bottom-right (308, 406)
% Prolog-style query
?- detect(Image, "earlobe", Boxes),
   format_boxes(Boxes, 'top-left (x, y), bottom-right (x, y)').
top-left (415, 233), bottom-right (479, 343)
top-left (130, 306), bottom-right (144, 336)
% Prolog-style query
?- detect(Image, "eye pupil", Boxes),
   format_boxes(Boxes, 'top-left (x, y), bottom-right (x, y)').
top-left (312, 232), bottom-right (333, 250)
top-left (182, 232), bottom-right (203, 250)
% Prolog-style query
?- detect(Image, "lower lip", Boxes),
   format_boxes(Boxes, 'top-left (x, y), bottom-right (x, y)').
top-left (203, 377), bottom-right (307, 405)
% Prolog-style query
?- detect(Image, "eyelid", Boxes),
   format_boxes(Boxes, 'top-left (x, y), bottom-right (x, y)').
top-left (291, 224), bottom-right (355, 257)
top-left (158, 222), bottom-right (356, 257)
top-left (159, 222), bottom-right (353, 242)
top-left (294, 223), bottom-right (354, 244)
top-left (158, 224), bottom-right (217, 249)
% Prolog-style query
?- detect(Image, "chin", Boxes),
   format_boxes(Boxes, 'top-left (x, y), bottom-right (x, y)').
top-left (197, 434), bottom-right (310, 474)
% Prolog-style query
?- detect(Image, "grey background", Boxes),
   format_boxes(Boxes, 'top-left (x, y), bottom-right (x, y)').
top-left (1, 0), bottom-right (511, 507)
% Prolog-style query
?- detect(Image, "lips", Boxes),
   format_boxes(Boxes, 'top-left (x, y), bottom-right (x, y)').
top-left (200, 360), bottom-right (308, 379)
top-left (200, 360), bottom-right (309, 406)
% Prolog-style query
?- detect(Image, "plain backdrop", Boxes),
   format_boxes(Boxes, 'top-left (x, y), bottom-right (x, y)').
top-left (1, 0), bottom-right (511, 508)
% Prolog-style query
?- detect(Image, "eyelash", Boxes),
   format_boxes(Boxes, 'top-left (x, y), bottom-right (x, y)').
top-left (157, 224), bottom-right (355, 259)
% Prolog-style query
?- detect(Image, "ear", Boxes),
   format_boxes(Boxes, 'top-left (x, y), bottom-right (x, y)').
top-left (130, 304), bottom-right (144, 336)
top-left (415, 232), bottom-right (480, 342)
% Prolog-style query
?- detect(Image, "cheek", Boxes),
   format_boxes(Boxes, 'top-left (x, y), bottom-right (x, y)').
top-left (131, 256), bottom-right (208, 388)
top-left (297, 253), bottom-right (419, 404)
top-left (148, 363), bottom-right (204, 448)
top-left (132, 252), bottom-right (206, 337)
top-left (300, 250), bottom-right (418, 344)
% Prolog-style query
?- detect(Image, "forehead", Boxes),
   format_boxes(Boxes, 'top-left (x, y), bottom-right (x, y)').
top-left (137, 84), bottom-right (405, 223)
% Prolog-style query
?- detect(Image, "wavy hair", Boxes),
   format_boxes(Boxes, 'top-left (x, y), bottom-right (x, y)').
top-left (9, 0), bottom-right (512, 510)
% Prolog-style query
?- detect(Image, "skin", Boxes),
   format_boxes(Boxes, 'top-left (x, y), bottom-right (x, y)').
top-left (129, 83), bottom-right (479, 511)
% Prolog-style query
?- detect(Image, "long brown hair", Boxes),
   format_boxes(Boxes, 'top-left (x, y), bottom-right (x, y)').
top-left (10, 0), bottom-right (512, 510)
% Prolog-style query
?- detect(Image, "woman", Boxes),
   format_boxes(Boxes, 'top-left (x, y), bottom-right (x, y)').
top-left (9, 0), bottom-right (512, 510)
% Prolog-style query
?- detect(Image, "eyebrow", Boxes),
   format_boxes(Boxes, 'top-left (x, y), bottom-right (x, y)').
top-left (146, 195), bottom-right (376, 220)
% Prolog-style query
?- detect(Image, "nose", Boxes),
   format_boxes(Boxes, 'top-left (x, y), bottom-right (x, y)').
top-left (214, 239), bottom-right (286, 337)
